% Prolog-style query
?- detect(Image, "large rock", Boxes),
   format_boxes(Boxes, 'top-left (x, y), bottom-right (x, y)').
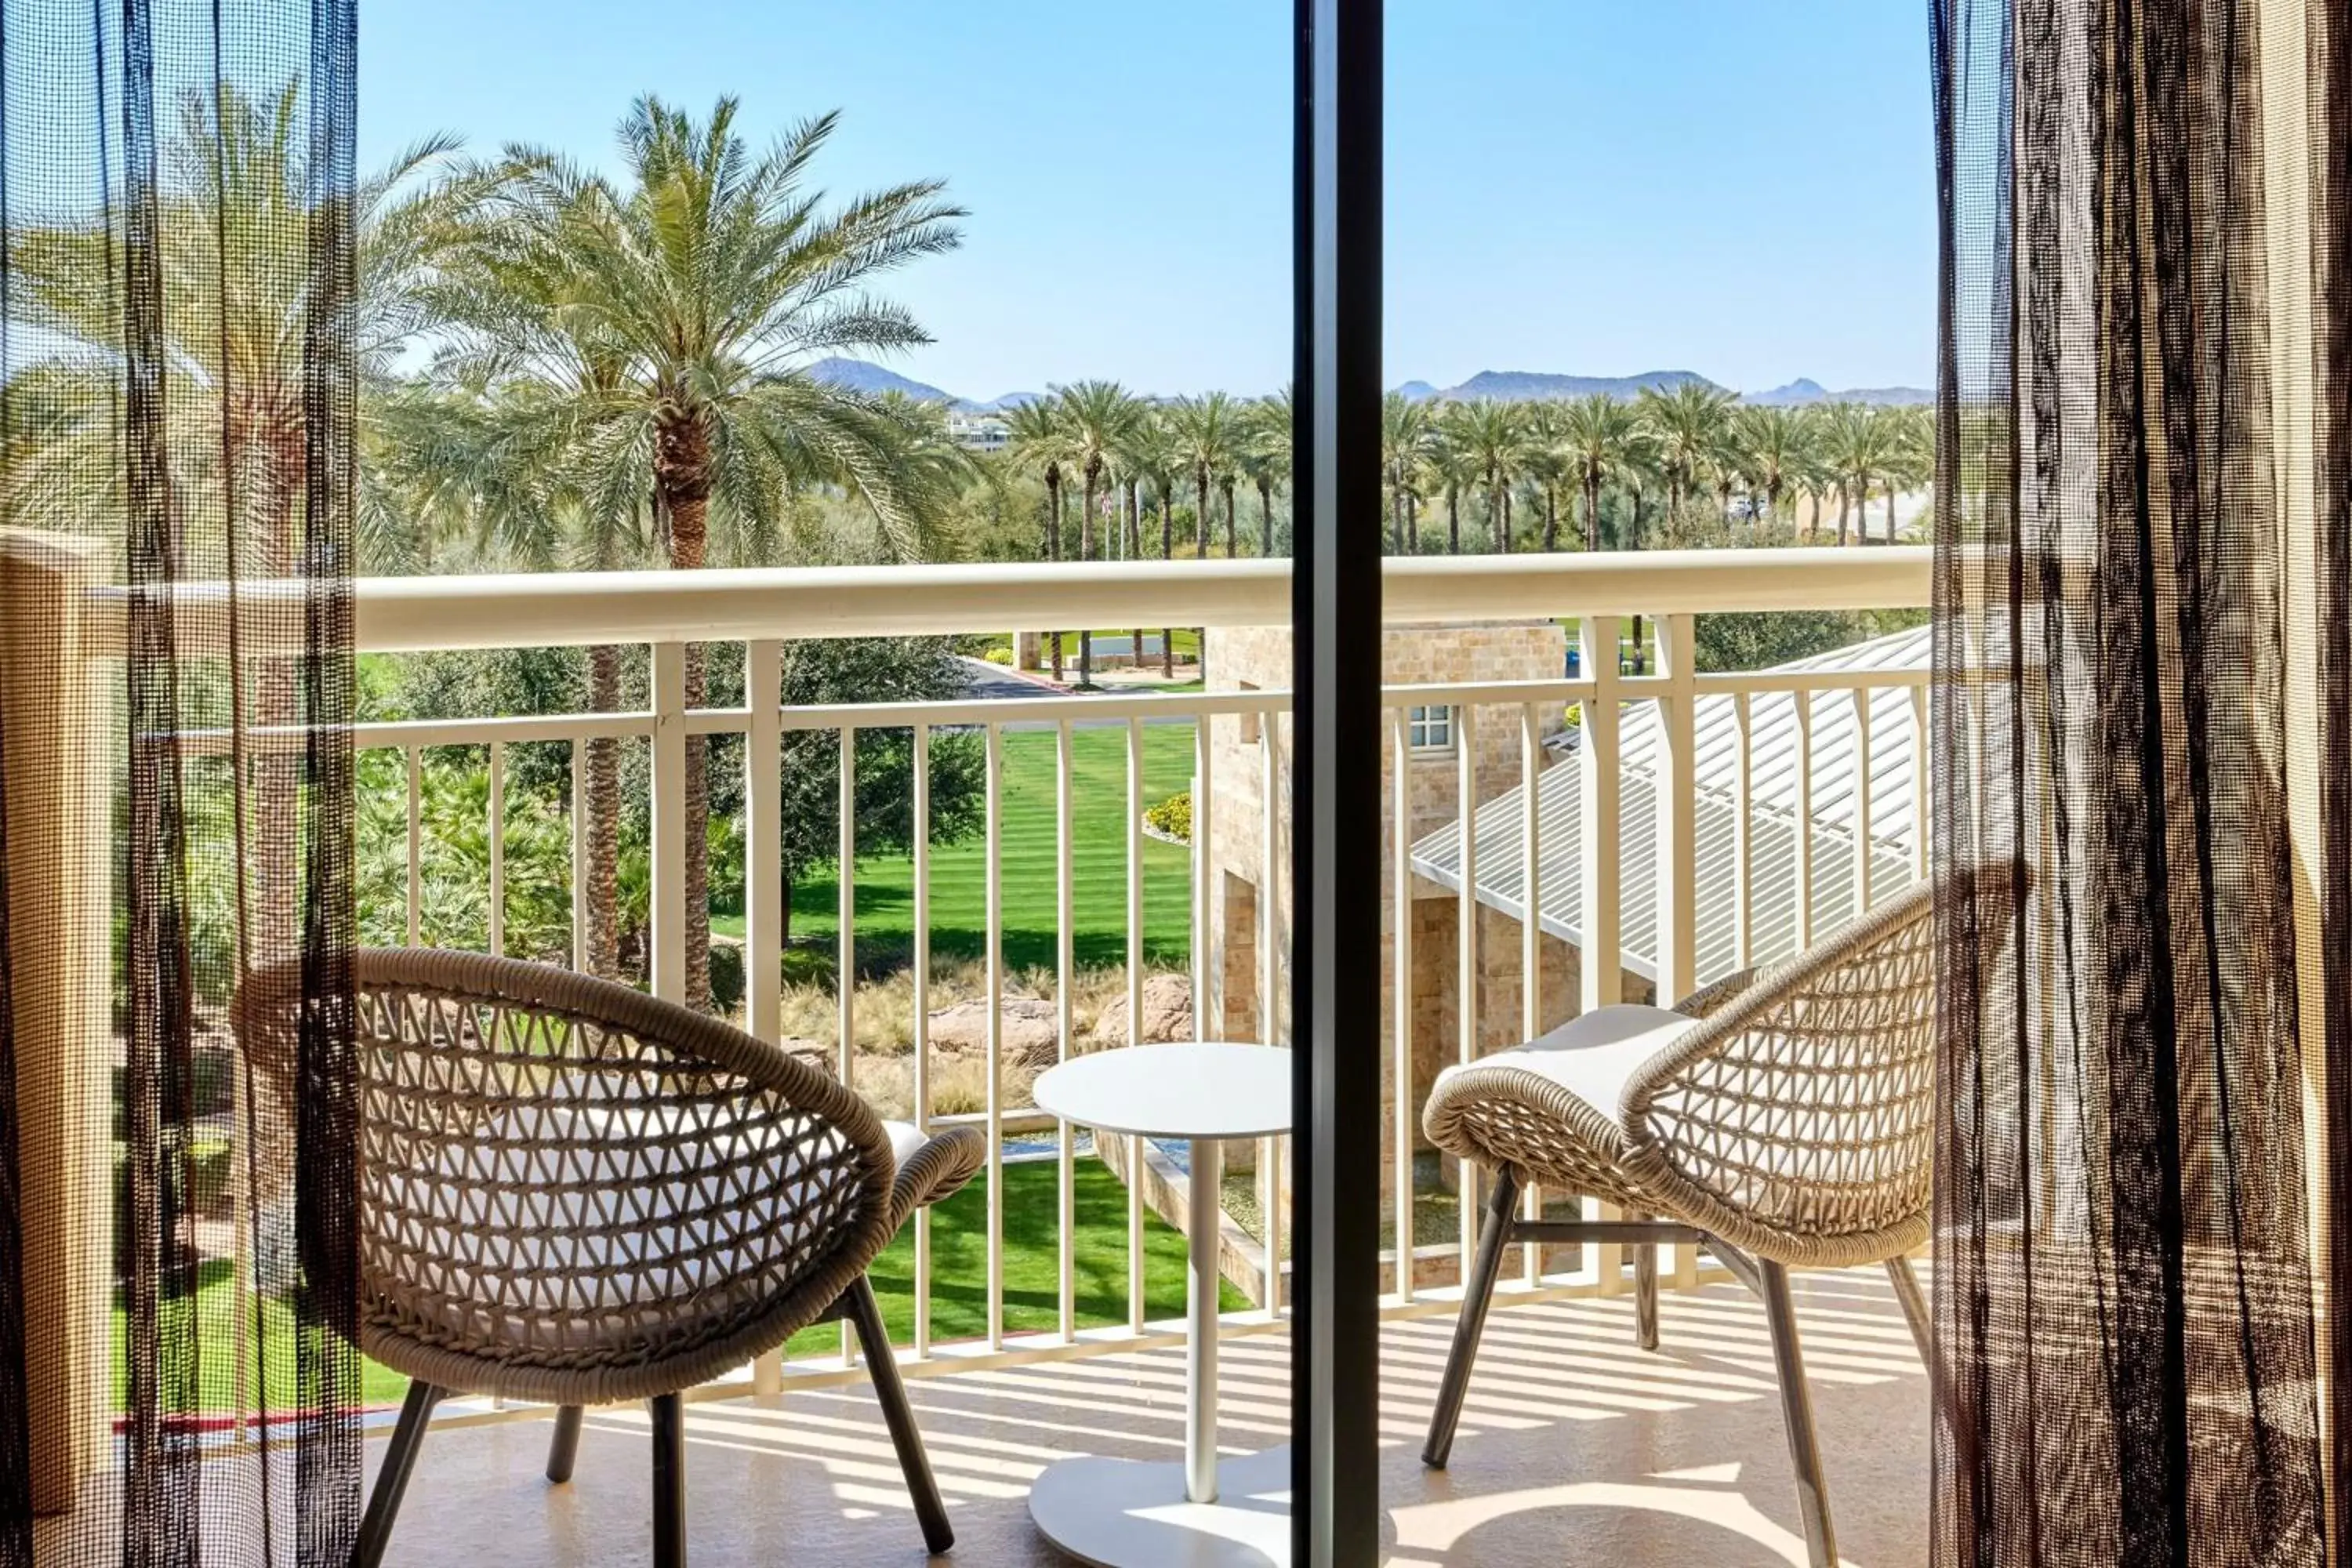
top-left (926, 997), bottom-right (1063, 1066)
top-left (1092, 975), bottom-right (1194, 1046)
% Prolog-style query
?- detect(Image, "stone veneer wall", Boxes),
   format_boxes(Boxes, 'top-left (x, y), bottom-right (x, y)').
top-left (1200, 619), bottom-right (1658, 1201)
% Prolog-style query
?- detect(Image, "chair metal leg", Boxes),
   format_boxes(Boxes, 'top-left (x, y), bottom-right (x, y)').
top-left (1758, 1261), bottom-right (1836, 1568)
top-left (1631, 1209), bottom-right (1661, 1351)
top-left (546, 1405), bottom-right (585, 1484)
top-left (1421, 1167), bottom-right (1519, 1469)
top-left (847, 1276), bottom-right (955, 1554)
top-left (1886, 1254), bottom-right (1931, 1365)
top-left (356, 1380), bottom-right (443, 1568)
top-left (651, 1392), bottom-right (686, 1568)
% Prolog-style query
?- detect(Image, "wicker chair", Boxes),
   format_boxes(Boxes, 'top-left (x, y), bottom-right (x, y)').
top-left (1417, 862), bottom-right (2019, 1568)
top-left (234, 949), bottom-right (985, 1568)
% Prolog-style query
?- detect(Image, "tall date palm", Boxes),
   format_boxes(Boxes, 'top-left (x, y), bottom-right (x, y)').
top-left (441, 96), bottom-right (964, 1010)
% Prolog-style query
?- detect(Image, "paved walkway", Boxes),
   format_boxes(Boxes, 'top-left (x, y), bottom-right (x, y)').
top-left (378, 1269), bottom-right (1929, 1566)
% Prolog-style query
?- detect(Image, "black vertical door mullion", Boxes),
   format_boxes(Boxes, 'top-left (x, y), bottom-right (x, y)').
top-left (1291, 1), bottom-right (1383, 1565)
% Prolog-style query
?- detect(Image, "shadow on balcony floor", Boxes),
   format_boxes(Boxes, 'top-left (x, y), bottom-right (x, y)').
top-left (382, 1269), bottom-right (1928, 1567)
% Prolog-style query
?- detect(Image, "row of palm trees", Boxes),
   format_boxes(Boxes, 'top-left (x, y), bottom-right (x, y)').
top-left (1381, 383), bottom-right (1935, 557)
top-left (1000, 383), bottom-right (1293, 681)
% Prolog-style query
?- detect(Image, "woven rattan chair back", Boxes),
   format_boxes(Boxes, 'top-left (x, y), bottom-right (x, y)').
top-left (238, 948), bottom-right (899, 1406)
top-left (1619, 858), bottom-right (2023, 1266)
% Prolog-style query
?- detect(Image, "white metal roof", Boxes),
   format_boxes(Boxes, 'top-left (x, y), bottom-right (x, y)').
top-left (1408, 625), bottom-right (1929, 987)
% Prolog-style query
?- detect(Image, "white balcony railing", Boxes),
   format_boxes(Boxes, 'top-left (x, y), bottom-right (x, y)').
top-left (80, 546), bottom-right (1936, 1432)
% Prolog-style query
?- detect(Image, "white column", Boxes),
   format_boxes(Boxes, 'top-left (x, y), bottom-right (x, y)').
top-left (1186, 1135), bottom-right (1224, 1504)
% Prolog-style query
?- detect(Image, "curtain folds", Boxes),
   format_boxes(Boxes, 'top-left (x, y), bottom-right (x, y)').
top-left (0, 2), bottom-right (361, 1565)
top-left (1930, 0), bottom-right (2331, 1563)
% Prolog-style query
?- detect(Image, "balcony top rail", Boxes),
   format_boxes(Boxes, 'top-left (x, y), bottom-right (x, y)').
top-left (74, 546), bottom-right (1932, 655)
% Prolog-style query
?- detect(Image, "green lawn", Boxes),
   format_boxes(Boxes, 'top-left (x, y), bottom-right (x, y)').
top-left (789, 1156), bottom-right (1247, 1357)
top-left (120, 1156), bottom-right (1237, 1412)
top-left (720, 722), bottom-right (1197, 978)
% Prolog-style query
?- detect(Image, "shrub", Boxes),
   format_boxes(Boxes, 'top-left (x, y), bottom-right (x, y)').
top-left (983, 646), bottom-right (1014, 666)
top-left (1144, 789), bottom-right (1191, 844)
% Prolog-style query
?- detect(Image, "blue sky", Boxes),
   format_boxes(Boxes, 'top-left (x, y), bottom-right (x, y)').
top-left (362, 2), bottom-right (1934, 401)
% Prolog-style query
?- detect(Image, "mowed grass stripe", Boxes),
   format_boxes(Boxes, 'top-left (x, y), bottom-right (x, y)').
top-left (768, 721), bottom-right (1197, 978)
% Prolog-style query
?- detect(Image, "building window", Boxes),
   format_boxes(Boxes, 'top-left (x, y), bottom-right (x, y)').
top-left (1408, 704), bottom-right (1453, 752)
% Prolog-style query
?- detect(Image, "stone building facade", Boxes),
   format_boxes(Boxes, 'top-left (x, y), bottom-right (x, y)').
top-left (1199, 620), bottom-right (1645, 1201)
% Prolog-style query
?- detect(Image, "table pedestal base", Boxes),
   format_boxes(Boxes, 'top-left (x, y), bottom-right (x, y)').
top-left (1028, 1445), bottom-right (1291, 1568)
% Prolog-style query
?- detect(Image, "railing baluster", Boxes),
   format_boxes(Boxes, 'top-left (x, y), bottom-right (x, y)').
top-left (488, 742), bottom-right (506, 958)
top-left (1733, 692), bottom-right (1754, 971)
top-left (745, 641), bottom-right (785, 1395)
top-left (1389, 704), bottom-right (1415, 1303)
top-left (1911, 684), bottom-right (1930, 884)
top-left (985, 721), bottom-right (1006, 1352)
top-left (1454, 702), bottom-right (1479, 1278)
top-left (649, 642), bottom-right (688, 1004)
top-left (838, 725), bottom-right (857, 1089)
top-left (1259, 713), bottom-right (1281, 1312)
top-left (570, 739), bottom-right (588, 972)
top-left (1121, 717), bottom-right (1143, 1334)
top-left (912, 721), bottom-right (934, 1361)
top-left (405, 746), bottom-right (422, 948)
top-left (1578, 618), bottom-right (1622, 1294)
top-left (1852, 686), bottom-right (1874, 918)
top-left (838, 723), bottom-right (858, 1365)
top-left (1519, 702), bottom-right (1544, 1287)
top-left (1058, 719), bottom-right (1080, 1343)
top-left (1795, 689), bottom-right (1816, 953)
top-left (1653, 615), bottom-right (1697, 1006)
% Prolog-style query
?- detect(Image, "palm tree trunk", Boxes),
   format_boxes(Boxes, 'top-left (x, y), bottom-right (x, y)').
top-left (1543, 485), bottom-right (1559, 553)
top-left (1406, 492), bottom-right (1419, 553)
top-left (1258, 478), bottom-right (1275, 557)
top-left (1447, 484), bottom-right (1461, 554)
top-left (1079, 472), bottom-right (1097, 687)
top-left (1630, 484), bottom-right (1646, 551)
top-left (584, 642), bottom-right (623, 979)
top-left (1223, 481), bottom-right (1237, 559)
top-left (1197, 468), bottom-right (1212, 561)
top-left (1160, 486), bottom-right (1175, 679)
top-left (1584, 476), bottom-right (1602, 554)
top-left (660, 474), bottom-right (715, 1015)
top-left (1046, 474), bottom-right (1065, 680)
top-left (1885, 482), bottom-right (1897, 544)
top-left (1836, 484), bottom-right (1851, 547)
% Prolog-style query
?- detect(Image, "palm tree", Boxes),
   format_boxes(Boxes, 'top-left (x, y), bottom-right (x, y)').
top-left (1880, 405), bottom-right (1934, 543)
top-left (1054, 379), bottom-right (1143, 685)
top-left (442, 97), bottom-right (964, 1011)
top-left (1562, 394), bottom-right (1644, 554)
top-left (1380, 392), bottom-right (1435, 554)
top-left (1820, 403), bottom-right (1894, 547)
top-left (1121, 406), bottom-right (1184, 675)
top-left (1432, 402), bottom-right (1484, 554)
top-left (1451, 399), bottom-right (1526, 553)
top-left (1733, 405), bottom-right (1813, 535)
top-left (1517, 400), bottom-right (1571, 551)
top-left (1172, 392), bottom-right (1238, 560)
top-left (1636, 382), bottom-right (1737, 544)
top-left (1007, 397), bottom-right (1073, 677)
top-left (13, 82), bottom-right (484, 975)
top-left (1243, 389), bottom-right (1294, 557)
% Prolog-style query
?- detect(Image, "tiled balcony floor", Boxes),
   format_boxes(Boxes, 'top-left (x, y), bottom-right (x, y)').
top-left (382, 1269), bottom-right (1929, 1566)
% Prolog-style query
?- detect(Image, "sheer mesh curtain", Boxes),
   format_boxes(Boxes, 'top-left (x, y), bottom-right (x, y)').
top-left (1929, 0), bottom-right (2331, 1563)
top-left (0, 2), bottom-right (361, 1565)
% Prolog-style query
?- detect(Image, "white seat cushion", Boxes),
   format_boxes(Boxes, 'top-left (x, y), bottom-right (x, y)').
top-left (882, 1120), bottom-right (928, 1168)
top-left (1436, 1004), bottom-right (1700, 1127)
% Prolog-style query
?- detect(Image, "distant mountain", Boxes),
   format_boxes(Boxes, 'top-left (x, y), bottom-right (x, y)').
top-left (1443, 368), bottom-right (1717, 402)
top-left (973, 390), bottom-right (1047, 412)
top-left (1392, 379), bottom-right (1439, 402)
top-left (1743, 377), bottom-right (1933, 408)
top-left (808, 357), bottom-right (959, 404)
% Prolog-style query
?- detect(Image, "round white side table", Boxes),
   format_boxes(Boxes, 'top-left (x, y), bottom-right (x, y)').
top-left (1027, 1042), bottom-right (1293, 1568)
